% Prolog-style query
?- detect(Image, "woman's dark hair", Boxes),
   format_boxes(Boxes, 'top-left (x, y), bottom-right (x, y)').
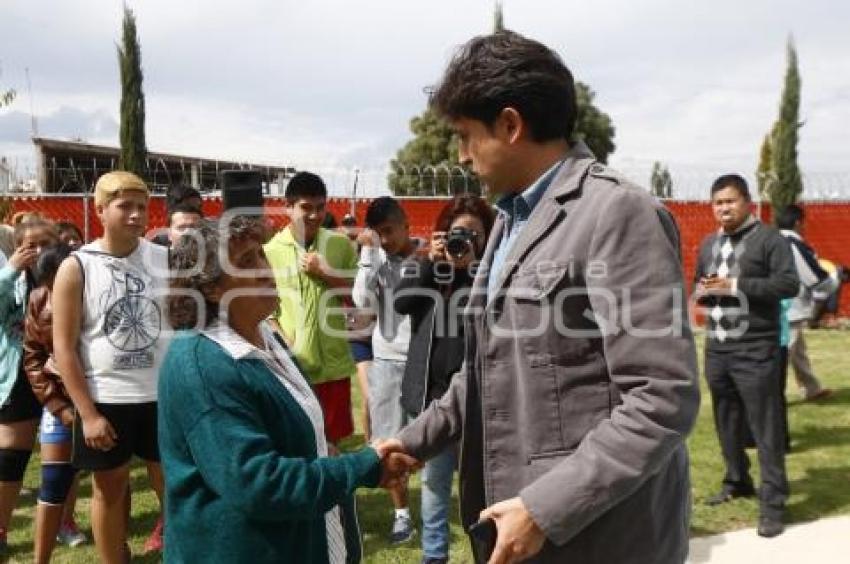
top-left (32, 243), bottom-right (72, 287)
top-left (710, 174), bottom-right (751, 202)
top-left (167, 217), bottom-right (266, 330)
top-left (430, 30), bottom-right (577, 142)
top-left (433, 194), bottom-right (496, 240)
top-left (13, 217), bottom-right (56, 247)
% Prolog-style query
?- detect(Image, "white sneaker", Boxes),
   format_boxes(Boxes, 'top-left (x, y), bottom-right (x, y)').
top-left (56, 520), bottom-right (87, 547)
top-left (390, 514), bottom-right (416, 544)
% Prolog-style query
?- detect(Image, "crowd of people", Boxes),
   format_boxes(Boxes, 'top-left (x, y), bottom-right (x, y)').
top-left (0, 29), bottom-right (846, 564)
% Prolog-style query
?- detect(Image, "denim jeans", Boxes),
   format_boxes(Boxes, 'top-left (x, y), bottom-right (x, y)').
top-left (420, 445), bottom-right (457, 559)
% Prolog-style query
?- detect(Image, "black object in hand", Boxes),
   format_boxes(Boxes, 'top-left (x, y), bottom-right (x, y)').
top-left (446, 226), bottom-right (476, 258)
top-left (468, 518), bottom-right (497, 564)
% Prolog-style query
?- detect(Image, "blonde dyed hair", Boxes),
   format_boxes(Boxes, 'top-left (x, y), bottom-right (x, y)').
top-left (94, 171), bottom-right (149, 207)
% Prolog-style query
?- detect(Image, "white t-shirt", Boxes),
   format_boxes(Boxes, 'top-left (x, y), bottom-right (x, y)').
top-left (74, 239), bottom-right (170, 403)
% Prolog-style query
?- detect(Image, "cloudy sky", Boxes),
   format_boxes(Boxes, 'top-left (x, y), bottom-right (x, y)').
top-left (1, 0), bottom-right (848, 197)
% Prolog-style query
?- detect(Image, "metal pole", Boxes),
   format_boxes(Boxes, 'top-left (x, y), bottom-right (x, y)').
top-left (82, 189), bottom-right (90, 242)
top-left (350, 168), bottom-right (359, 217)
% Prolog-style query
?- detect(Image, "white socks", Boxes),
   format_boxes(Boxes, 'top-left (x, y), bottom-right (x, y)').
top-left (395, 507), bottom-right (411, 520)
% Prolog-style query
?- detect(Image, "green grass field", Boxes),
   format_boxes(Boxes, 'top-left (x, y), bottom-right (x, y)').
top-left (6, 330), bottom-right (849, 563)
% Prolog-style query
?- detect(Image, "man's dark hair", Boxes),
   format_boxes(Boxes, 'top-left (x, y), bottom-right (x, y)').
top-left (55, 221), bottom-right (83, 241)
top-left (430, 30), bottom-right (576, 142)
top-left (710, 174), bottom-right (751, 202)
top-left (168, 202), bottom-right (204, 225)
top-left (776, 204), bottom-right (804, 230)
top-left (285, 171), bottom-right (327, 203)
top-left (365, 197), bottom-right (406, 228)
top-left (166, 184), bottom-right (202, 211)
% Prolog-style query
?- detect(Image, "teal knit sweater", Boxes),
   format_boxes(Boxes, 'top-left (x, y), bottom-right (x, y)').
top-left (158, 332), bottom-right (381, 563)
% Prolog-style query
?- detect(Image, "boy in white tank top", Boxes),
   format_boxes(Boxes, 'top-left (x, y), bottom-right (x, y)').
top-left (52, 171), bottom-right (169, 562)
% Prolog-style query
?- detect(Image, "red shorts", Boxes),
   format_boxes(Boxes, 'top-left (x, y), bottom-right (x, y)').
top-left (313, 378), bottom-right (353, 443)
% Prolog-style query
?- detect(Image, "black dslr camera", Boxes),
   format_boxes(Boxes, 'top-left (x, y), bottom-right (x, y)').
top-left (445, 226), bottom-right (477, 258)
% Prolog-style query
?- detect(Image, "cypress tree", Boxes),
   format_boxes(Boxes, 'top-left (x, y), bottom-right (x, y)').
top-left (117, 5), bottom-right (147, 176)
top-left (769, 37), bottom-right (802, 212)
top-left (756, 131), bottom-right (773, 201)
top-left (494, 2), bottom-right (504, 33)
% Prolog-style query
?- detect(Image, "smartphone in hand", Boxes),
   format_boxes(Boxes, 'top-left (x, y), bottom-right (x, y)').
top-left (468, 518), bottom-right (497, 564)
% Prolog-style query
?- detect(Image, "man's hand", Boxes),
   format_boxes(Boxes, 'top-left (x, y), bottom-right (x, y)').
top-left (356, 228), bottom-right (379, 248)
top-left (299, 252), bottom-right (327, 278)
top-left (372, 438), bottom-right (421, 488)
top-left (7, 245), bottom-right (38, 272)
top-left (480, 497), bottom-right (546, 564)
top-left (81, 413), bottom-right (118, 451)
top-left (700, 276), bottom-right (735, 296)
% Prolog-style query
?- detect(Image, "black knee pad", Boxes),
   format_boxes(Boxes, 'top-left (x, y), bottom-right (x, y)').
top-left (38, 462), bottom-right (77, 505)
top-left (0, 448), bottom-right (32, 482)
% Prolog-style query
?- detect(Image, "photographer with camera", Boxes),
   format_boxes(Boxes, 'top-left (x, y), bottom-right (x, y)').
top-left (394, 195), bottom-right (494, 564)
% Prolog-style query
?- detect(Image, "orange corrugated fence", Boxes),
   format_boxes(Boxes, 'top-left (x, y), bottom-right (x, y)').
top-left (5, 195), bottom-right (849, 317)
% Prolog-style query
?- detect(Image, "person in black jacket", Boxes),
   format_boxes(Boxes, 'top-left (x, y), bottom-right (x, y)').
top-left (394, 195), bottom-right (494, 564)
top-left (695, 174), bottom-right (799, 538)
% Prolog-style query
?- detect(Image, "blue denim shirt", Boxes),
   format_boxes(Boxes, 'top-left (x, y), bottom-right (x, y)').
top-left (0, 264), bottom-right (27, 405)
top-left (487, 159), bottom-right (565, 299)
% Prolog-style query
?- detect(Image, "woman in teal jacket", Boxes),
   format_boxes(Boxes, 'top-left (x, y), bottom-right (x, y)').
top-left (0, 218), bottom-right (56, 555)
top-left (160, 218), bottom-right (416, 563)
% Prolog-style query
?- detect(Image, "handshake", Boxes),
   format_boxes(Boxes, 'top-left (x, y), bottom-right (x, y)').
top-left (370, 438), bottom-right (422, 488)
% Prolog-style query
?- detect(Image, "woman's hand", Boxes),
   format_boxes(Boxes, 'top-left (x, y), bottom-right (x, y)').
top-left (82, 412), bottom-right (118, 451)
top-left (430, 231), bottom-right (475, 271)
top-left (7, 245), bottom-right (38, 272)
top-left (372, 438), bottom-right (421, 488)
top-left (429, 232), bottom-right (447, 263)
top-left (58, 406), bottom-right (76, 428)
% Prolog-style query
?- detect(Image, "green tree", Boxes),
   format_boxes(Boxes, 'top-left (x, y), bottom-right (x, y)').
top-left (768, 37), bottom-right (803, 212)
top-left (117, 5), bottom-right (147, 175)
top-left (388, 109), bottom-right (480, 196)
top-left (756, 130), bottom-right (774, 201)
top-left (574, 82), bottom-right (616, 164)
top-left (493, 1), bottom-right (504, 33)
top-left (649, 161), bottom-right (673, 199)
top-left (0, 63), bottom-right (15, 108)
top-left (0, 89), bottom-right (14, 107)
top-left (388, 7), bottom-right (616, 196)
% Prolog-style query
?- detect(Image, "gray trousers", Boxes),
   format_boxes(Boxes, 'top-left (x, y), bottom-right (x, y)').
top-left (789, 320), bottom-right (824, 399)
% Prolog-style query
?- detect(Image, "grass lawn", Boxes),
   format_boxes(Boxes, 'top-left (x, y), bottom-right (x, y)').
top-left (5, 330), bottom-right (849, 562)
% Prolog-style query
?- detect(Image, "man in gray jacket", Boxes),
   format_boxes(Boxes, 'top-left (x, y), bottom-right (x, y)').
top-left (382, 31), bottom-right (700, 563)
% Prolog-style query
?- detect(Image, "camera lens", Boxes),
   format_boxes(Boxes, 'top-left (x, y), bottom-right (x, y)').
top-left (446, 227), bottom-right (474, 258)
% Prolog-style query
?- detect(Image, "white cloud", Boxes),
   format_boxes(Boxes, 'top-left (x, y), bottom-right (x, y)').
top-left (1, 0), bottom-right (848, 197)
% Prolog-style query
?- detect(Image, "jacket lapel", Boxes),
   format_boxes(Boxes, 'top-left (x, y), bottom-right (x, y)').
top-left (469, 215), bottom-right (505, 311)
top-left (486, 142), bottom-right (596, 301)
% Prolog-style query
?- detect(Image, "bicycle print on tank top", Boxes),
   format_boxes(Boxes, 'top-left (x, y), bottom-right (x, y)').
top-left (100, 265), bottom-right (162, 369)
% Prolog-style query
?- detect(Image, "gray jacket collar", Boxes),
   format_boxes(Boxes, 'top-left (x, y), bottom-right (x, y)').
top-left (473, 141), bottom-right (598, 308)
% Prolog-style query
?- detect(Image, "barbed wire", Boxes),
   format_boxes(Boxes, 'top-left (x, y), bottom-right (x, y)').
top-left (13, 160), bottom-right (850, 202)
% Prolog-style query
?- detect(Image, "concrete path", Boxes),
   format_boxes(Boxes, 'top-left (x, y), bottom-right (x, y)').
top-left (688, 515), bottom-right (850, 563)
